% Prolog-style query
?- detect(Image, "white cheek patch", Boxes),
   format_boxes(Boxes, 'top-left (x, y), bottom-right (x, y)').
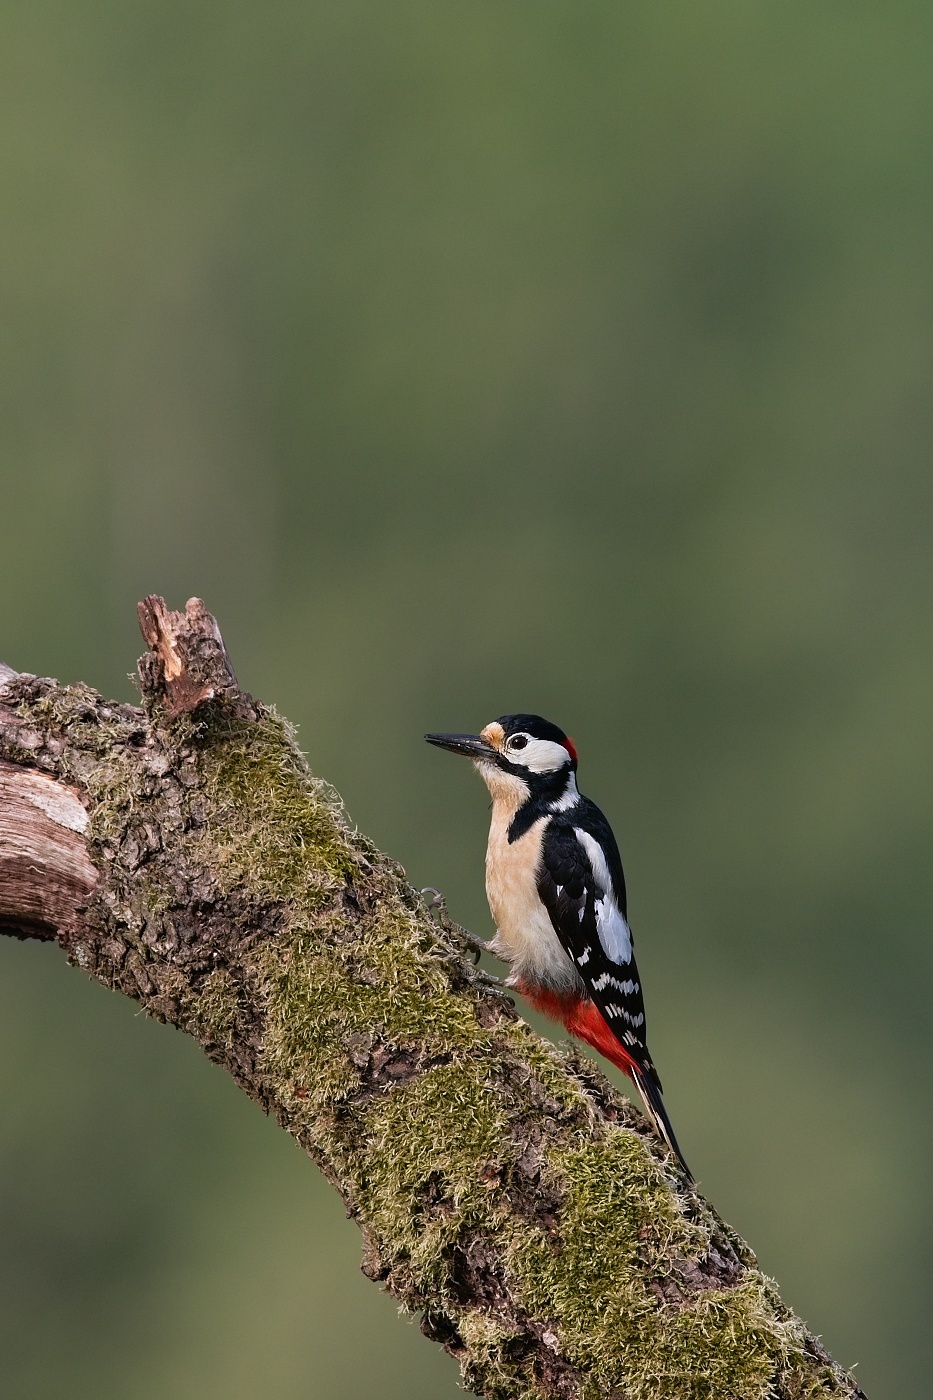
top-left (574, 828), bottom-right (633, 965)
top-left (519, 738), bottom-right (573, 773)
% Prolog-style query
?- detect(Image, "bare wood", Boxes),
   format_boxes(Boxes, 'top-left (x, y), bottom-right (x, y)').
top-left (0, 761), bottom-right (96, 940)
top-left (0, 602), bottom-right (867, 1400)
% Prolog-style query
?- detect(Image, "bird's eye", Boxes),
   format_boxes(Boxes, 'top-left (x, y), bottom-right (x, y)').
top-left (509, 734), bottom-right (529, 751)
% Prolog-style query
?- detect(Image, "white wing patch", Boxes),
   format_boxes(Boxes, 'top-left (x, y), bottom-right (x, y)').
top-left (574, 828), bottom-right (633, 965)
top-left (605, 1006), bottom-right (644, 1026)
top-left (592, 972), bottom-right (638, 995)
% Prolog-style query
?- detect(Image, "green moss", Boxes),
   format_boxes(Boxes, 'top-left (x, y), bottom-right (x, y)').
top-left (506, 1131), bottom-right (810, 1400)
top-left (494, 1028), bottom-right (595, 1117)
top-left (457, 1310), bottom-right (516, 1363)
top-left (7, 681), bottom-right (145, 842)
top-left (18, 681), bottom-right (126, 757)
top-left (84, 754), bottom-right (148, 845)
top-left (184, 966), bottom-right (241, 1048)
top-left (351, 1060), bottom-right (509, 1289)
top-left (776, 1357), bottom-right (853, 1399)
top-left (253, 916), bottom-right (493, 1115)
top-left (191, 709), bottom-right (361, 898)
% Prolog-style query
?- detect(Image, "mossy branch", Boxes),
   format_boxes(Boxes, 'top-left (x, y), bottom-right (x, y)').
top-left (0, 599), bottom-right (866, 1400)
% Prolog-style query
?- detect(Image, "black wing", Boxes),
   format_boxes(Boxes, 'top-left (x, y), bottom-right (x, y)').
top-left (537, 807), bottom-right (660, 1090)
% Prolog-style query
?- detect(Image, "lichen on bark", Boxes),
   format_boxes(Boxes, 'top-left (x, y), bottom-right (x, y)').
top-left (0, 599), bottom-right (867, 1400)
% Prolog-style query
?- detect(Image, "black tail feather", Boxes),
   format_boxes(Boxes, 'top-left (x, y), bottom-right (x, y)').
top-left (632, 1067), bottom-right (693, 1183)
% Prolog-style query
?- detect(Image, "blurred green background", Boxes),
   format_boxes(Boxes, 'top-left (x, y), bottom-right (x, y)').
top-left (1, 2), bottom-right (931, 1395)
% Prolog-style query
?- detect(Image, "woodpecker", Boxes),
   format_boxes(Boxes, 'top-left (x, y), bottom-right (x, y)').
top-left (425, 713), bottom-right (691, 1179)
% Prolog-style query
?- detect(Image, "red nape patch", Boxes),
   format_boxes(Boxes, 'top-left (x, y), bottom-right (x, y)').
top-left (564, 736), bottom-right (578, 766)
top-left (515, 981), bottom-right (638, 1081)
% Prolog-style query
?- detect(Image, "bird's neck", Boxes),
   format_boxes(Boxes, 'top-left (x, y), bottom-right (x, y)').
top-left (484, 767), bottom-right (579, 844)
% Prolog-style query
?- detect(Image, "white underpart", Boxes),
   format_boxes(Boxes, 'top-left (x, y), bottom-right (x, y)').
top-left (574, 828), bottom-right (633, 964)
top-left (476, 758), bottom-right (579, 992)
top-left (484, 818), bottom-right (578, 990)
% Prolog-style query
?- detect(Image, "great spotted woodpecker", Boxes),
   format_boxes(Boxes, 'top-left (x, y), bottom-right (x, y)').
top-left (426, 713), bottom-right (691, 1179)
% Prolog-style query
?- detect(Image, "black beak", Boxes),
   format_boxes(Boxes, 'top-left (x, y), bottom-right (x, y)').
top-left (424, 732), bottom-right (498, 761)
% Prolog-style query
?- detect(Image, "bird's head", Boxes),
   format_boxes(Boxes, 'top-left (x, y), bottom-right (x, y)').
top-left (426, 713), bottom-right (578, 805)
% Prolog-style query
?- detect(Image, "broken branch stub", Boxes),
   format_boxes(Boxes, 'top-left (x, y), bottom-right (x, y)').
top-left (136, 594), bottom-right (254, 718)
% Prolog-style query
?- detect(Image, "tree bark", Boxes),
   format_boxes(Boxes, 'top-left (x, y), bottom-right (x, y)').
top-left (0, 598), bottom-right (866, 1400)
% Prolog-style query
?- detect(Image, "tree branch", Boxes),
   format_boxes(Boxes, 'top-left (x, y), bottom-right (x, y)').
top-left (0, 599), bottom-right (866, 1400)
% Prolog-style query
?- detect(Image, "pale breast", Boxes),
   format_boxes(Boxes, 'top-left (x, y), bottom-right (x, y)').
top-left (484, 811), bottom-right (578, 991)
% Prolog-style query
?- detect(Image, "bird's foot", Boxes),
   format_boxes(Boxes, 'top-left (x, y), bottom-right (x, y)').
top-left (471, 967), bottom-right (505, 988)
top-left (456, 929), bottom-right (494, 963)
top-left (420, 887), bottom-right (490, 965)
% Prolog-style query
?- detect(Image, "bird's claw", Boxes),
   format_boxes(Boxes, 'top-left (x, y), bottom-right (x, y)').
top-left (456, 928), bottom-right (492, 964)
top-left (420, 887), bottom-right (489, 964)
